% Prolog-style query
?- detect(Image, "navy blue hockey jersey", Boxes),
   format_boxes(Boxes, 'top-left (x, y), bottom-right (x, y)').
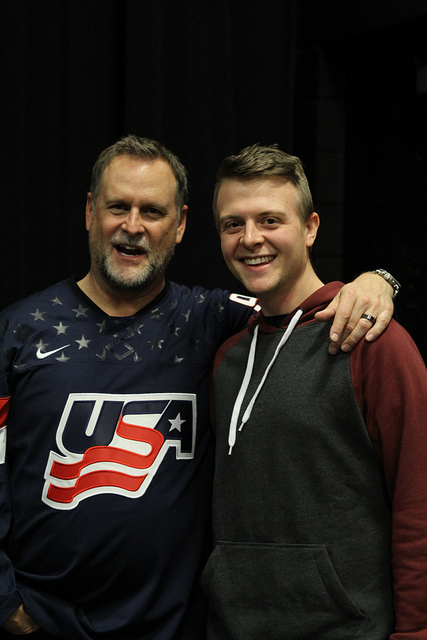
top-left (0, 278), bottom-right (254, 639)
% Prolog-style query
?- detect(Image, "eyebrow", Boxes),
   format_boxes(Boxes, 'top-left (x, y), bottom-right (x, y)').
top-left (220, 209), bottom-right (288, 221)
top-left (103, 197), bottom-right (168, 211)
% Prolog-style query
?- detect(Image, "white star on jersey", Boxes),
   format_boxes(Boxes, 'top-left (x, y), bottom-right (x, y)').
top-left (169, 413), bottom-right (185, 432)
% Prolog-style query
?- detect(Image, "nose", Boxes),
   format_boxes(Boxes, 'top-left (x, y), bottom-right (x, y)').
top-left (241, 219), bottom-right (263, 247)
top-left (122, 208), bottom-right (144, 235)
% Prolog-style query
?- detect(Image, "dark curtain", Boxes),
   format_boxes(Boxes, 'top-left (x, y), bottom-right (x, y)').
top-left (2, 0), bottom-right (427, 360)
top-left (341, 21), bottom-right (427, 359)
top-left (296, 0), bottom-right (427, 361)
top-left (0, 0), bottom-right (297, 308)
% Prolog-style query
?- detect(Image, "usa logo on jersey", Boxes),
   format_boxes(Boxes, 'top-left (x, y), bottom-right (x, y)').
top-left (42, 393), bottom-right (196, 510)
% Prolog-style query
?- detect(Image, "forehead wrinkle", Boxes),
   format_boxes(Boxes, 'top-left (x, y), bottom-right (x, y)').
top-left (100, 158), bottom-right (177, 205)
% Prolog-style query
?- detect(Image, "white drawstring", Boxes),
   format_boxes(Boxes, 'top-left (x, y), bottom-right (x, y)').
top-left (228, 324), bottom-right (259, 454)
top-left (228, 309), bottom-right (303, 455)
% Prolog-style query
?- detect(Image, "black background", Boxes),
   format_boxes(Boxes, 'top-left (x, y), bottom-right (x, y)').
top-left (2, 0), bottom-right (426, 359)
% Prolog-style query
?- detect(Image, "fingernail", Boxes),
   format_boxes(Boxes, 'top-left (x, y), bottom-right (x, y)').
top-left (341, 343), bottom-right (351, 352)
top-left (366, 333), bottom-right (374, 342)
top-left (331, 333), bottom-right (339, 342)
top-left (329, 345), bottom-right (338, 355)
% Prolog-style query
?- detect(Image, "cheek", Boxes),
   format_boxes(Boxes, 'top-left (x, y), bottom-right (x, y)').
top-left (220, 236), bottom-right (234, 259)
top-left (151, 225), bottom-right (171, 243)
top-left (147, 223), bottom-right (177, 251)
top-left (89, 222), bottom-right (115, 251)
top-left (95, 218), bottom-right (117, 237)
top-left (89, 222), bottom-right (103, 242)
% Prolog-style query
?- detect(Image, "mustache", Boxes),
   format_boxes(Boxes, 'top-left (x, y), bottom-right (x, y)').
top-left (110, 234), bottom-right (150, 251)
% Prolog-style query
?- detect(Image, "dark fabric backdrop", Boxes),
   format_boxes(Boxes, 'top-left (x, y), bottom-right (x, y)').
top-left (0, 0), bottom-right (296, 304)
top-left (1, 0), bottom-right (427, 359)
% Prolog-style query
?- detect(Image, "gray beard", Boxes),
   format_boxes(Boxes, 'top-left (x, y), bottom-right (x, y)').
top-left (98, 244), bottom-right (176, 292)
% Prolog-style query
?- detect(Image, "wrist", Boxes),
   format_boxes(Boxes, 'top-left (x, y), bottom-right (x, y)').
top-left (369, 268), bottom-right (401, 298)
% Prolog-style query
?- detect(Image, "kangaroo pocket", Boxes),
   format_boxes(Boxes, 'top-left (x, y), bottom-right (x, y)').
top-left (202, 542), bottom-right (368, 640)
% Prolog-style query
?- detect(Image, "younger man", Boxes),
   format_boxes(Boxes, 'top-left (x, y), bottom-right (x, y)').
top-left (203, 144), bottom-right (427, 639)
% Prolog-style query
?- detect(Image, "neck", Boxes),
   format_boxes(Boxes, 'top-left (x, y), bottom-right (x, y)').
top-left (77, 272), bottom-right (165, 317)
top-left (260, 271), bottom-right (324, 317)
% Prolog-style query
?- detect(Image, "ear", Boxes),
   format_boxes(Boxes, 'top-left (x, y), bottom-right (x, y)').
top-left (306, 212), bottom-right (320, 248)
top-left (175, 204), bottom-right (188, 245)
top-left (85, 193), bottom-right (94, 231)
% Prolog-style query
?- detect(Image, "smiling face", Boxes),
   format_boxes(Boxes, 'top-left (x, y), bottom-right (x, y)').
top-left (85, 155), bottom-right (187, 305)
top-left (217, 177), bottom-right (320, 315)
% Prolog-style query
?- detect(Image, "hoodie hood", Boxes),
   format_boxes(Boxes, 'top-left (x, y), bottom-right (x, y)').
top-left (228, 282), bottom-right (344, 454)
top-left (248, 281), bottom-right (344, 334)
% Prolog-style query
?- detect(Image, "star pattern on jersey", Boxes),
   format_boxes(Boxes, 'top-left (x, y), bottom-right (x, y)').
top-left (148, 337), bottom-right (165, 351)
top-left (54, 322), bottom-right (69, 335)
top-left (72, 304), bottom-right (88, 318)
top-left (151, 307), bottom-right (164, 320)
top-left (169, 324), bottom-right (180, 336)
top-left (56, 352), bottom-right (70, 363)
top-left (3, 282), bottom-right (239, 370)
top-left (122, 326), bottom-right (137, 340)
top-left (97, 320), bottom-right (107, 333)
top-left (75, 335), bottom-right (91, 350)
top-left (36, 339), bottom-right (48, 351)
top-left (30, 309), bottom-right (47, 322)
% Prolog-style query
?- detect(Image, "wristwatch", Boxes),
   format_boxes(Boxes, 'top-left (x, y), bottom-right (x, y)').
top-left (370, 269), bottom-right (401, 298)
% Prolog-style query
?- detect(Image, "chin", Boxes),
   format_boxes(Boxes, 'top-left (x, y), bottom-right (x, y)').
top-left (103, 266), bottom-right (154, 291)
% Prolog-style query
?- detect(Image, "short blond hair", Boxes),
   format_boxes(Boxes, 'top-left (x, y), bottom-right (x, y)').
top-left (213, 144), bottom-right (313, 230)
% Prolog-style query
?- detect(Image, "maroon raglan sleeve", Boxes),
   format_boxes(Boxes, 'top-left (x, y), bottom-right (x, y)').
top-left (351, 320), bottom-right (427, 639)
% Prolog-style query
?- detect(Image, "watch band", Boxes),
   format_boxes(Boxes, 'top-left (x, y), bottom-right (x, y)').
top-left (370, 269), bottom-right (401, 298)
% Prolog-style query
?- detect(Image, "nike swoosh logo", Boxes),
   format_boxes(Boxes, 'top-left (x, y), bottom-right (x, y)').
top-left (36, 345), bottom-right (70, 359)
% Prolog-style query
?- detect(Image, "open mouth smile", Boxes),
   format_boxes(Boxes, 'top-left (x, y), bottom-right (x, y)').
top-left (240, 256), bottom-right (275, 266)
top-left (115, 244), bottom-right (145, 257)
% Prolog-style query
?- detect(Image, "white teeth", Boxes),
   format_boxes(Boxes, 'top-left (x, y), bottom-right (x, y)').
top-left (243, 256), bottom-right (274, 265)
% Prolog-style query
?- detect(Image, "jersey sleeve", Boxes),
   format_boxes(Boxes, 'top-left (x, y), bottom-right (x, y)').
top-left (221, 291), bottom-right (256, 339)
top-left (351, 321), bottom-right (427, 638)
top-left (0, 315), bottom-right (22, 625)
